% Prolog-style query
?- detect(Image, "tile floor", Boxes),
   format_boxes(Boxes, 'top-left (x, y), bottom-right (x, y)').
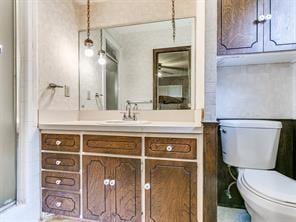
top-left (218, 206), bottom-right (251, 222)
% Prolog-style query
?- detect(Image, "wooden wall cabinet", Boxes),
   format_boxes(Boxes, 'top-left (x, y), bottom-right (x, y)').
top-left (218, 0), bottom-right (296, 55)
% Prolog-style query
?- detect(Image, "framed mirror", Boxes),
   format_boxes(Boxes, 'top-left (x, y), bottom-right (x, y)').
top-left (79, 18), bottom-right (195, 111)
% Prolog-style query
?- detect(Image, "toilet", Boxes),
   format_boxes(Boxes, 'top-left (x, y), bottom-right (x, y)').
top-left (220, 120), bottom-right (296, 222)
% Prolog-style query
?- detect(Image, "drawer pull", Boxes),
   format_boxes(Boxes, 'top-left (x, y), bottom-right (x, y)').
top-left (110, 180), bottom-right (116, 186)
top-left (55, 201), bottom-right (62, 208)
top-left (55, 160), bottom-right (62, 166)
top-left (55, 179), bottom-right (62, 185)
top-left (55, 140), bottom-right (62, 146)
top-left (166, 145), bottom-right (173, 152)
top-left (144, 183), bottom-right (151, 190)
top-left (104, 179), bottom-right (110, 186)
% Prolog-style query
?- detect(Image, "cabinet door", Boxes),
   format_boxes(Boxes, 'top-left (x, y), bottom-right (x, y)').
top-left (145, 160), bottom-right (197, 222)
top-left (218, 0), bottom-right (264, 55)
top-left (83, 156), bottom-right (112, 221)
top-left (264, 0), bottom-right (296, 52)
top-left (111, 158), bottom-right (141, 222)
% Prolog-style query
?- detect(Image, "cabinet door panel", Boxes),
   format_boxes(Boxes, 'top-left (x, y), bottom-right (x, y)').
top-left (145, 160), bottom-right (197, 222)
top-left (264, 0), bottom-right (296, 51)
top-left (218, 0), bottom-right (264, 55)
top-left (83, 156), bottom-right (112, 221)
top-left (112, 158), bottom-right (141, 222)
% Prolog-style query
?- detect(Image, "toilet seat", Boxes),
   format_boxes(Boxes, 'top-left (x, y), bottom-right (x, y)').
top-left (240, 169), bottom-right (296, 208)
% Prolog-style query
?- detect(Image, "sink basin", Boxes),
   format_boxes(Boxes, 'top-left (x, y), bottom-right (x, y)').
top-left (102, 120), bottom-right (151, 125)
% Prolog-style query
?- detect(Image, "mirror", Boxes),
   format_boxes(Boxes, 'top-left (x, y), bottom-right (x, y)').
top-left (79, 18), bottom-right (195, 111)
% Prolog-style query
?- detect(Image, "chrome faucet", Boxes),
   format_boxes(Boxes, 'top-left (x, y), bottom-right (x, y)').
top-left (122, 101), bottom-right (138, 121)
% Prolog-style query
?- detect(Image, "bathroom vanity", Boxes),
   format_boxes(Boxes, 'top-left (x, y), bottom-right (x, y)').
top-left (39, 121), bottom-right (203, 221)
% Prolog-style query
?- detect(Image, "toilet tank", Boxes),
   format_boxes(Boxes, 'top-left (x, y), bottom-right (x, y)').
top-left (220, 120), bottom-right (282, 169)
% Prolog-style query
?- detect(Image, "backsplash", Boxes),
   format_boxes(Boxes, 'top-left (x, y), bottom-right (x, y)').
top-left (217, 63), bottom-right (296, 119)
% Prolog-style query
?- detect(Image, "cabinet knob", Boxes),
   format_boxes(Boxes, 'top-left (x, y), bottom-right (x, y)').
top-left (110, 180), bottom-right (116, 186)
top-left (257, 15), bottom-right (266, 23)
top-left (265, 14), bottom-right (272, 21)
top-left (166, 145), bottom-right (173, 152)
top-left (56, 140), bottom-right (62, 146)
top-left (55, 160), bottom-right (62, 166)
top-left (55, 179), bottom-right (62, 185)
top-left (144, 183), bottom-right (151, 190)
top-left (104, 179), bottom-right (110, 186)
top-left (55, 202), bottom-right (62, 208)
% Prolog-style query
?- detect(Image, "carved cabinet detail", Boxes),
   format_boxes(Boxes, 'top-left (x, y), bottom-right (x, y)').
top-left (83, 156), bottom-right (141, 222)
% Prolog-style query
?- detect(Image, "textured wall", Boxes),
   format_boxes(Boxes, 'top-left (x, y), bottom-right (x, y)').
top-left (38, 0), bottom-right (79, 111)
top-left (75, 0), bottom-right (196, 30)
top-left (217, 63), bottom-right (294, 119)
top-left (204, 0), bottom-right (217, 121)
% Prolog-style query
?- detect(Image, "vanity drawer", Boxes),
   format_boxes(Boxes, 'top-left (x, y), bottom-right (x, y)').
top-left (83, 135), bottom-right (142, 156)
top-left (42, 171), bottom-right (80, 192)
top-left (42, 153), bottom-right (80, 172)
top-left (145, 137), bottom-right (197, 159)
top-left (42, 190), bottom-right (80, 218)
top-left (42, 134), bottom-right (80, 152)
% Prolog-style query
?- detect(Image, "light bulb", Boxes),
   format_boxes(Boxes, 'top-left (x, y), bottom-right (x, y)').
top-left (158, 71), bottom-right (163, 78)
top-left (98, 52), bottom-right (106, 65)
top-left (84, 47), bottom-right (94, 57)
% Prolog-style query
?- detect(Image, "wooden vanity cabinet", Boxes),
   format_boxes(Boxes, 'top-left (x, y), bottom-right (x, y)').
top-left (218, 0), bottom-right (296, 55)
top-left (145, 137), bottom-right (197, 159)
top-left (83, 156), bottom-right (141, 222)
top-left (145, 159), bottom-right (197, 222)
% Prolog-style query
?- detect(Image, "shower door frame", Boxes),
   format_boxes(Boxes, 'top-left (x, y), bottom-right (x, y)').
top-left (0, 0), bottom-right (18, 212)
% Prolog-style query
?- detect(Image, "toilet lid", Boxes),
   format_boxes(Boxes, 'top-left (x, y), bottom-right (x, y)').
top-left (243, 169), bottom-right (296, 205)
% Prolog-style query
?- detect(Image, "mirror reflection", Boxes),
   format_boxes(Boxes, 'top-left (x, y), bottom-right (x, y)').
top-left (79, 18), bottom-right (195, 111)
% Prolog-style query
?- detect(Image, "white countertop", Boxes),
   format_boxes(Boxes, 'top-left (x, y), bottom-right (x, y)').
top-left (39, 121), bottom-right (203, 134)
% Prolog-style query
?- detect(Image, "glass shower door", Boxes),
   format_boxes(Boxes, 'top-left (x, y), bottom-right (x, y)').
top-left (0, 0), bottom-right (16, 209)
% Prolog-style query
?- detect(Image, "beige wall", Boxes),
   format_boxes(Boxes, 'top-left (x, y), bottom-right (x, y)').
top-left (217, 63), bottom-right (295, 119)
top-left (38, 0), bottom-right (79, 111)
top-left (75, 0), bottom-right (197, 30)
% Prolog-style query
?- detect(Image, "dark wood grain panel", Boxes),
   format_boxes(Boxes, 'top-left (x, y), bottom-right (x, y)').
top-left (42, 171), bottom-right (80, 192)
top-left (83, 135), bottom-right (142, 156)
top-left (145, 159), bottom-right (197, 222)
top-left (42, 190), bottom-right (80, 218)
top-left (83, 156), bottom-right (111, 221)
top-left (263, 0), bottom-right (296, 52)
top-left (203, 122), bottom-right (218, 222)
top-left (111, 158), bottom-right (141, 222)
top-left (218, 0), bottom-right (264, 55)
top-left (42, 134), bottom-right (80, 152)
top-left (145, 137), bottom-right (197, 159)
top-left (42, 153), bottom-right (80, 172)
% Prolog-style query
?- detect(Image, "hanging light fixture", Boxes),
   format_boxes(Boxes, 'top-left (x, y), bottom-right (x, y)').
top-left (172, 0), bottom-right (176, 42)
top-left (84, 0), bottom-right (94, 57)
top-left (98, 29), bottom-right (106, 65)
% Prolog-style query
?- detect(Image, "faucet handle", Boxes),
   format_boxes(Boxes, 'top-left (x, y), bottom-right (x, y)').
top-left (132, 112), bottom-right (140, 121)
top-left (120, 111), bottom-right (127, 120)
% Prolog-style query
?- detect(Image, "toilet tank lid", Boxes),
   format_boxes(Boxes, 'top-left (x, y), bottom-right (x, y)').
top-left (219, 120), bottom-right (282, 129)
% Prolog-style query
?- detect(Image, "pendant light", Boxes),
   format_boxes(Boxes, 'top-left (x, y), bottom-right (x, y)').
top-left (98, 29), bottom-right (106, 65)
top-left (84, 0), bottom-right (94, 57)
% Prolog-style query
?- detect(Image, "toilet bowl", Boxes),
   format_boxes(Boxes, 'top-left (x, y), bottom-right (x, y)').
top-left (237, 169), bottom-right (296, 222)
top-left (219, 120), bottom-right (296, 222)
